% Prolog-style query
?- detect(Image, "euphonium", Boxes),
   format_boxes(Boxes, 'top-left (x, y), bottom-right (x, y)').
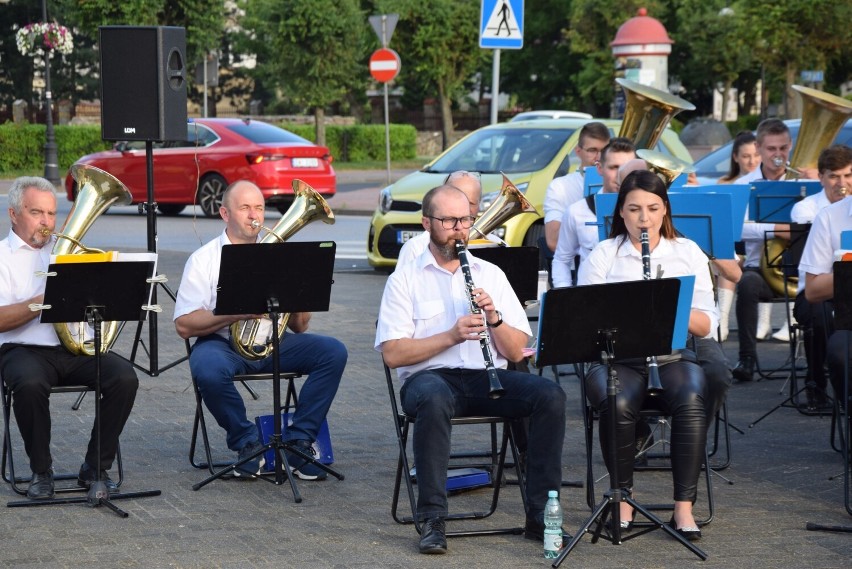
top-left (228, 179), bottom-right (334, 360)
top-left (616, 78), bottom-right (696, 151)
top-left (51, 164), bottom-right (133, 356)
top-left (470, 173), bottom-right (538, 240)
top-left (636, 149), bottom-right (695, 188)
top-left (760, 238), bottom-right (798, 298)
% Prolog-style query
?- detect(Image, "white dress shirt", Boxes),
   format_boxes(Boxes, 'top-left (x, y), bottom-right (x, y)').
top-left (375, 247), bottom-right (532, 381)
top-left (578, 236), bottom-right (718, 338)
top-left (799, 198), bottom-right (852, 280)
top-left (552, 196), bottom-right (600, 287)
top-left (791, 190), bottom-right (833, 293)
top-left (396, 230), bottom-right (430, 267)
top-left (544, 171), bottom-right (584, 224)
top-left (0, 230), bottom-right (61, 347)
top-left (174, 230), bottom-right (249, 339)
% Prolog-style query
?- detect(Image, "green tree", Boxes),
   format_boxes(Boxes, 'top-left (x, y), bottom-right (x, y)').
top-left (374, 0), bottom-right (485, 149)
top-left (740, 0), bottom-right (852, 118)
top-left (241, 0), bottom-right (368, 145)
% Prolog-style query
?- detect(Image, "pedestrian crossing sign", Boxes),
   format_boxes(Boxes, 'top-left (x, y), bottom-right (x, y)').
top-left (480, 0), bottom-right (524, 49)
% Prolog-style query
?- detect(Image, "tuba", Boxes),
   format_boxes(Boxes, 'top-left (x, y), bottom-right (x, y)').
top-left (470, 173), bottom-right (538, 240)
top-left (228, 179), bottom-right (335, 360)
top-left (51, 164), bottom-right (133, 356)
top-left (616, 78), bottom-right (696, 151)
top-left (761, 85), bottom-right (852, 295)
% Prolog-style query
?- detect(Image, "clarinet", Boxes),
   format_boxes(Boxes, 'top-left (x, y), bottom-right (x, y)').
top-left (640, 229), bottom-right (664, 396)
top-left (455, 242), bottom-right (505, 399)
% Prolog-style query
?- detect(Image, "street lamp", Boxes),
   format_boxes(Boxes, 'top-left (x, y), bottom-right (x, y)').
top-left (41, 0), bottom-right (60, 185)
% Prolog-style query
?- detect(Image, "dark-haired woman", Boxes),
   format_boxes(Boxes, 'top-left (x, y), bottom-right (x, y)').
top-left (579, 170), bottom-right (716, 541)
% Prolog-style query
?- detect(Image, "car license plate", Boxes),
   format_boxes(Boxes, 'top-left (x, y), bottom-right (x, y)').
top-left (292, 157), bottom-right (319, 168)
top-left (397, 230), bottom-right (423, 244)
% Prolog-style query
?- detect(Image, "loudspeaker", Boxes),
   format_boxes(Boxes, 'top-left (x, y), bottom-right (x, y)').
top-left (99, 26), bottom-right (187, 141)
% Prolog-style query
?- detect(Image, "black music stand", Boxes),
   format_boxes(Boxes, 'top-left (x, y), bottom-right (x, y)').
top-left (749, 224), bottom-right (823, 425)
top-left (537, 280), bottom-right (707, 565)
top-left (469, 246), bottom-right (539, 304)
top-left (807, 262), bottom-right (852, 533)
top-left (191, 241), bottom-right (344, 502)
top-left (8, 260), bottom-right (162, 517)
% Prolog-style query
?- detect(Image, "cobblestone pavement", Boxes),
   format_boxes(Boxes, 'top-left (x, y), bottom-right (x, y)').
top-left (1, 247), bottom-right (851, 568)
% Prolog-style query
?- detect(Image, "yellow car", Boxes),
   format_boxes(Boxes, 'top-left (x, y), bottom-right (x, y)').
top-left (367, 118), bottom-right (692, 269)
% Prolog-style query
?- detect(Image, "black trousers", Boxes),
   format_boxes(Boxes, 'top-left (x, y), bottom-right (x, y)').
top-left (585, 359), bottom-right (707, 503)
top-left (827, 331), bottom-right (851, 408)
top-left (793, 293), bottom-right (834, 390)
top-left (0, 345), bottom-right (138, 474)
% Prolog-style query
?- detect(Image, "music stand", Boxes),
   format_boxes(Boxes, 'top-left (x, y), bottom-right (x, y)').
top-left (536, 280), bottom-right (707, 564)
top-left (8, 260), bottom-right (162, 517)
top-left (583, 167), bottom-right (603, 198)
top-left (468, 246), bottom-right (539, 304)
top-left (807, 262), bottom-right (852, 533)
top-left (747, 180), bottom-right (822, 222)
top-left (749, 224), bottom-right (819, 426)
top-left (191, 241), bottom-right (344, 503)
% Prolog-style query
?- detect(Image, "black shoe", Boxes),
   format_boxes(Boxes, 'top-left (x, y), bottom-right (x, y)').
top-left (732, 356), bottom-right (755, 382)
top-left (77, 462), bottom-right (118, 492)
top-left (27, 469), bottom-right (55, 500)
top-left (668, 517), bottom-right (702, 541)
top-left (419, 517), bottom-right (447, 554)
top-left (524, 513), bottom-right (573, 542)
top-left (234, 440), bottom-right (265, 478)
top-left (285, 440), bottom-right (328, 481)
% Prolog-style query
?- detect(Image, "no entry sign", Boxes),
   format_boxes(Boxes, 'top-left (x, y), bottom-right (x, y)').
top-left (369, 48), bottom-right (401, 83)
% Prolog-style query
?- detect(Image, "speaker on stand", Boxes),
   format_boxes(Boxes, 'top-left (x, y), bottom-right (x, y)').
top-left (99, 26), bottom-right (188, 376)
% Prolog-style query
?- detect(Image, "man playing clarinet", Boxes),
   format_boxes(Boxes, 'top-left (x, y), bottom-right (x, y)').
top-left (375, 184), bottom-right (567, 554)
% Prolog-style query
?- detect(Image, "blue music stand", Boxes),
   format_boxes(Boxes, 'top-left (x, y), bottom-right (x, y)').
top-left (593, 193), bottom-right (618, 241)
top-left (841, 230), bottom-right (852, 250)
top-left (747, 180), bottom-right (822, 222)
top-left (583, 166), bottom-right (603, 197)
top-left (674, 184), bottom-right (749, 243)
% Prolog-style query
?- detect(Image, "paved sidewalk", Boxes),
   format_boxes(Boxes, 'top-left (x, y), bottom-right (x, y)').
top-left (0, 247), bottom-right (850, 568)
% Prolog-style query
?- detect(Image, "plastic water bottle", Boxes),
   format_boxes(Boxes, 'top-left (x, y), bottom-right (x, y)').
top-left (543, 489), bottom-right (563, 558)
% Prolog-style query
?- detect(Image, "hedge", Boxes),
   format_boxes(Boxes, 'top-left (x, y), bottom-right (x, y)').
top-left (0, 121), bottom-right (418, 175)
top-left (0, 123), bottom-right (110, 174)
top-left (280, 123), bottom-right (417, 162)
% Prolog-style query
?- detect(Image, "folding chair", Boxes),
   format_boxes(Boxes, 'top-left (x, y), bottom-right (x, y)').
top-left (384, 361), bottom-right (527, 537)
top-left (1, 379), bottom-right (124, 496)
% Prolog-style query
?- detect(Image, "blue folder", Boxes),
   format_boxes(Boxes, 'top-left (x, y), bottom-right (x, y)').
top-left (842, 230), bottom-right (852, 250)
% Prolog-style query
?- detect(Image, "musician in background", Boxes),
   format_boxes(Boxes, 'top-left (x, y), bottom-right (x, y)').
top-left (174, 180), bottom-right (347, 480)
top-left (376, 185), bottom-right (566, 554)
top-left (0, 177), bottom-right (138, 500)
top-left (732, 119), bottom-right (796, 381)
top-left (579, 171), bottom-right (714, 541)
top-left (397, 170), bottom-right (481, 266)
top-left (791, 145), bottom-right (852, 408)
top-left (800, 176), bottom-right (852, 409)
top-left (544, 122), bottom-right (611, 252)
top-left (551, 138), bottom-right (636, 287)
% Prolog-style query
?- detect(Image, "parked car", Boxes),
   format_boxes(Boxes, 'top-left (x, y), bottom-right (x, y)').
top-left (510, 110), bottom-right (593, 122)
top-left (64, 118), bottom-right (336, 217)
top-left (367, 118), bottom-right (693, 269)
top-left (693, 118), bottom-right (852, 185)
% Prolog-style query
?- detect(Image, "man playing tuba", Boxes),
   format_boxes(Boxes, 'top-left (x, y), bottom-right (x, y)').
top-left (174, 180), bottom-right (347, 480)
top-left (0, 177), bottom-right (139, 500)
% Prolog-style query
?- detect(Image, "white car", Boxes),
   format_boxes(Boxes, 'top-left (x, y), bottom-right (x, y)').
top-left (510, 110), bottom-right (593, 122)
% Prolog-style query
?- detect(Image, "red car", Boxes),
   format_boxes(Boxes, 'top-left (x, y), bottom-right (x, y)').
top-left (65, 118), bottom-right (336, 217)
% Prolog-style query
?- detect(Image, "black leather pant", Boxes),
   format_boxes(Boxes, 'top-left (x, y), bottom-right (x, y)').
top-left (585, 359), bottom-right (707, 503)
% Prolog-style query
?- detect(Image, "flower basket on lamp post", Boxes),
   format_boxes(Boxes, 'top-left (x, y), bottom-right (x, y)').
top-left (16, 18), bottom-right (73, 185)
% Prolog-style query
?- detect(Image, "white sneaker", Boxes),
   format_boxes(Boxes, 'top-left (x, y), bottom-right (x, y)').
top-left (756, 303), bottom-right (772, 340)
top-left (771, 322), bottom-right (790, 342)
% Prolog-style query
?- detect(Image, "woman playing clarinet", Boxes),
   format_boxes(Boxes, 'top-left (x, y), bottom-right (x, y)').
top-left (579, 170), bottom-right (716, 541)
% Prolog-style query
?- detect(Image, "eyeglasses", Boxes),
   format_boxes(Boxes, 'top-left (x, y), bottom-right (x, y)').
top-left (444, 170), bottom-right (481, 183)
top-left (427, 215), bottom-right (476, 229)
top-left (579, 145), bottom-right (603, 155)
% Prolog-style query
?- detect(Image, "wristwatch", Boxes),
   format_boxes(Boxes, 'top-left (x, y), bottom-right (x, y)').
top-left (487, 310), bottom-right (503, 328)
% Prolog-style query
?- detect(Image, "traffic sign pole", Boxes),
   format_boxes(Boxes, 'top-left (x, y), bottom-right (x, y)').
top-left (491, 49), bottom-right (500, 125)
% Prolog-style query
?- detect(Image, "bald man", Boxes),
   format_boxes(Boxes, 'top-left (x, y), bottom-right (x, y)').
top-left (174, 180), bottom-right (347, 481)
